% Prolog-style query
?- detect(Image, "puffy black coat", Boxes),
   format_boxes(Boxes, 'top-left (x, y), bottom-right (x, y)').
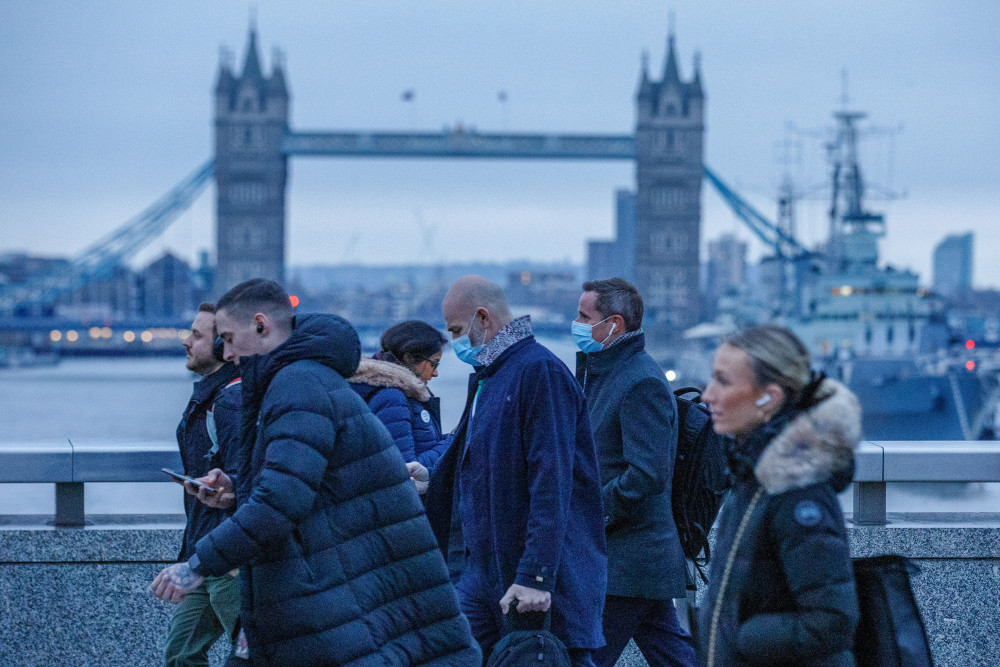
top-left (190, 314), bottom-right (480, 666)
top-left (349, 358), bottom-right (451, 472)
top-left (699, 378), bottom-right (861, 667)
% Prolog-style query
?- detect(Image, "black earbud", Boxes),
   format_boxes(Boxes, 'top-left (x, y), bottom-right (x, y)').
top-left (256, 324), bottom-right (264, 334)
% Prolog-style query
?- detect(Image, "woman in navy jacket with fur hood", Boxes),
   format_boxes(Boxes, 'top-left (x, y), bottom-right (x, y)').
top-left (350, 320), bottom-right (452, 472)
top-left (699, 325), bottom-right (861, 667)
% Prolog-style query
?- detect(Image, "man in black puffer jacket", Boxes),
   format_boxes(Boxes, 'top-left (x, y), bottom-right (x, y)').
top-left (152, 279), bottom-right (480, 666)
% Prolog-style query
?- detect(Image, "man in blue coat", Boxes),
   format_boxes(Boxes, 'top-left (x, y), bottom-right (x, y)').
top-left (152, 279), bottom-right (479, 666)
top-left (425, 275), bottom-right (607, 666)
top-left (573, 278), bottom-right (696, 667)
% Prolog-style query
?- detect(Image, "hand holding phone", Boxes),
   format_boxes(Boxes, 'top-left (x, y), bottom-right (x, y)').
top-left (162, 468), bottom-right (216, 494)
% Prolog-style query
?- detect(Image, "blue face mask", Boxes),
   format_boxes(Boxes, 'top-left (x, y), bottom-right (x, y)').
top-left (452, 314), bottom-right (484, 366)
top-left (572, 316), bottom-right (616, 354)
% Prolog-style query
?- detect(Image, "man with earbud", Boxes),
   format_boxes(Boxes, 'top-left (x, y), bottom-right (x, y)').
top-left (573, 278), bottom-right (697, 667)
top-left (152, 279), bottom-right (480, 666)
top-left (162, 302), bottom-right (243, 666)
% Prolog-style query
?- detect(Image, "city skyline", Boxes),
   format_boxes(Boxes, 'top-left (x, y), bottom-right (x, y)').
top-left (1, 2), bottom-right (998, 285)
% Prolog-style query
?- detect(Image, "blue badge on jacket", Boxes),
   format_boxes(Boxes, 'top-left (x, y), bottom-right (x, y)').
top-left (794, 500), bottom-right (823, 527)
top-left (420, 409), bottom-right (431, 423)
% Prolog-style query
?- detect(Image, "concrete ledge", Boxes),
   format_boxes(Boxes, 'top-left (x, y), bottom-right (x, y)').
top-left (1, 514), bottom-right (997, 666)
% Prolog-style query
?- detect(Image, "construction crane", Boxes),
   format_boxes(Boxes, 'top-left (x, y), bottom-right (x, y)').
top-left (1, 160), bottom-right (215, 314)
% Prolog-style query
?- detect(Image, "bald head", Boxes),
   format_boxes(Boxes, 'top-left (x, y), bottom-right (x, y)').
top-left (442, 275), bottom-right (513, 344)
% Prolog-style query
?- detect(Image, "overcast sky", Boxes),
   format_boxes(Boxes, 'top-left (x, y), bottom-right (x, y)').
top-left (1, 1), bottom-right (998, 285)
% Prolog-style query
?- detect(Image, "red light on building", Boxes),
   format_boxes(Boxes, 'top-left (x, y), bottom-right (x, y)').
top-left (289, 295), bottom-right (300, 308)
top-left (966, 339), bottom-right (975, 350)
top-left (966, 360), bottom-right (976, 371)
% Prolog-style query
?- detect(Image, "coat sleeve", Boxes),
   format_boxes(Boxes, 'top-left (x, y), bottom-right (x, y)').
top-left (191, 367), bottom-right (337, 577)
top-left (513, 362), bottom-right (583, 592)
top-left (735, 484), bottom-right (860, 662)
top-left (415, 431), bottom-right (452, 473)
top-left (602, 377), bottom-right (675, 527)
top-left (212, 384), bottom-right (243, 480)
top-left (368, 388), bottom-right (418, 464)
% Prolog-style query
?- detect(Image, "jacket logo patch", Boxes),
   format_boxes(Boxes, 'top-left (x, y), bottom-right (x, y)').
top-left (420, 409), bottom-right (431, 423)
top-left (794, 500), bottom-right (823, 527)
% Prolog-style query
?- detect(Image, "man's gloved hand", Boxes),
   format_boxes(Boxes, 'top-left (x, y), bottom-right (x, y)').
top-left (151, 562), bottom-right (205, 604)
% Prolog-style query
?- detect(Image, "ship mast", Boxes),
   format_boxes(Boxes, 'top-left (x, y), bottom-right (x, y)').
top-left (825, 109), bottom-right (886, 272)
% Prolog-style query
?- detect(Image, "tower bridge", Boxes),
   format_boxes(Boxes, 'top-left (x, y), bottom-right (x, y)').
top-left (6, 27), bottom-right (723, 336)
top-left (214, 28), bottom-right (705, 333)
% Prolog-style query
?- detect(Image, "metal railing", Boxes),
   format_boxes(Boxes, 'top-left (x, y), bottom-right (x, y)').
top-left (0, 441), bottom-right (180, 526)
top-left (3, 440), bottom-right (1000, 527)
top-left (853, 441), bottom-right (1000, 525)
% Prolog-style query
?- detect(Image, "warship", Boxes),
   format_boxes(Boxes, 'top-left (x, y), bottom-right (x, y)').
top-left (690, 109), bottom-right (999, 440)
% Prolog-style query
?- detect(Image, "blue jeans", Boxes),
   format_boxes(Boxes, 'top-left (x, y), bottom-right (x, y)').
top-left (593, 596), bottom-right (696, 667)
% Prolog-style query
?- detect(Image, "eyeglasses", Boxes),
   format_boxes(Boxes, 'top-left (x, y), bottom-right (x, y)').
top-left (423, 357), bottom-right (441, 370)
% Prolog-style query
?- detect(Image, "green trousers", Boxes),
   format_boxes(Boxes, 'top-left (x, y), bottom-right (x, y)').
top-left (164, 573), bottom-right (241, 667)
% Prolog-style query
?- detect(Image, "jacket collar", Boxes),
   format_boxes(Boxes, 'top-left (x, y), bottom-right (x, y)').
top-left (348, 357), bottom-right (431, 402)
top-left (474, 336), bottom-right (535, 380)
top-left (190, 362), bottom-right (240, 407)
top-left (475, 315), bottom-right (533, 367)
top-left (731, 378), bottom-right (861, 495)
top-left (576, 331), bottom-right (645, 375)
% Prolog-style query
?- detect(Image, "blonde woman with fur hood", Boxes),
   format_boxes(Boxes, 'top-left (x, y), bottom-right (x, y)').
top-left (699, 325), bottom-right (861, 667)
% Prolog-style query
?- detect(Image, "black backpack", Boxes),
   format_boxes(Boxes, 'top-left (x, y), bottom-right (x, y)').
top-left (486, 607), bottom-right (571, 667)
top-left (671, 387), bottom-right (729, 582)
top-left (853, 555), bottom-right (934, 667)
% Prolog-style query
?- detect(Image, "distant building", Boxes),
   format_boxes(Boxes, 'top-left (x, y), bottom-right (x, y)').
top-left (933, 232), bottom-right (973, 297)
top-left (586, 189), bottom-right (638, 283)
top-left (634, 33), bottom-right (705, 336)
top-left (213, 28), bottom-right (290, 296)
top-left (704, 233), bottom-right (747, 319)
top-left (140, 252), bottom-right (194, 318)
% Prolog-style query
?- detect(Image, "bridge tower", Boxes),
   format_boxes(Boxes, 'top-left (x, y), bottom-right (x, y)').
top-left (634, 33), bottom-right (705, 336)
top-left (213, 28), bottom-right (289, 296)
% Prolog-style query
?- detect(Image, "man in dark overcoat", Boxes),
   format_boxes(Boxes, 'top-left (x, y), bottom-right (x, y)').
top-left (425, 275), bottom-right (607, 667)
top-left (573, 278), bottom-right (696, 667)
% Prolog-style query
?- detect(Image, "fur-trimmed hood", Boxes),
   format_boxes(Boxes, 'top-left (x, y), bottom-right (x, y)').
top-left (755, 378), bottom-right (861, 495)
top-left (348, 357), bottom-right (431, 402)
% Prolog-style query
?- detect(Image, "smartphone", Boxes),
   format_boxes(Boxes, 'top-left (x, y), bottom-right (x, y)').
top-left (161, 468), bottom-right (216, 493)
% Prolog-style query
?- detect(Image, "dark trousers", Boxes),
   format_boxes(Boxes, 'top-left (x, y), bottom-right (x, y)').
top-left (593, 595), bottom-right (697, 667)
top-left (456, 559), bottom-right (595, 667)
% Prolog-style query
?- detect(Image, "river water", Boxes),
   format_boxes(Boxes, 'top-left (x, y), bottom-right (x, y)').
top-left (2, 339), bottom-right (997, 515)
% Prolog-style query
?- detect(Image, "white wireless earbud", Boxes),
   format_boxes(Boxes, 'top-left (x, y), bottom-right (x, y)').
top-left (755, 394), bottom-right (772, 407)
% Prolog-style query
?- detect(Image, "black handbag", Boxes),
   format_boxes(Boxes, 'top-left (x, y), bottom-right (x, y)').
top-left (853, 555), bottom-right (934, 667)
top-left (486, 603), bottom-right (571, 667)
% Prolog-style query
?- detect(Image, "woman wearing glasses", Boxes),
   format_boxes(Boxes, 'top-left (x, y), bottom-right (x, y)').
top-left (349, 319), bottom-right (452, 473)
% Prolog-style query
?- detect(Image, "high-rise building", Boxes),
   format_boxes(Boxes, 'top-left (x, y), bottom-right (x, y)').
top-left (705, 233), bottom-right (747, 317)
top-left (585, 189), bottom-right (637, 283)
top-left (933, 232), bottom-right (973, 297)
top-left (213, 28), bottom-right (289, 296)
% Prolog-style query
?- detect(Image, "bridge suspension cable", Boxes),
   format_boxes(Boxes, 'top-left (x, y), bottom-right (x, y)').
top-left (2, 160), bottom-right (215, 314)
top-left (702, 165), bottom-right (813, 259)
